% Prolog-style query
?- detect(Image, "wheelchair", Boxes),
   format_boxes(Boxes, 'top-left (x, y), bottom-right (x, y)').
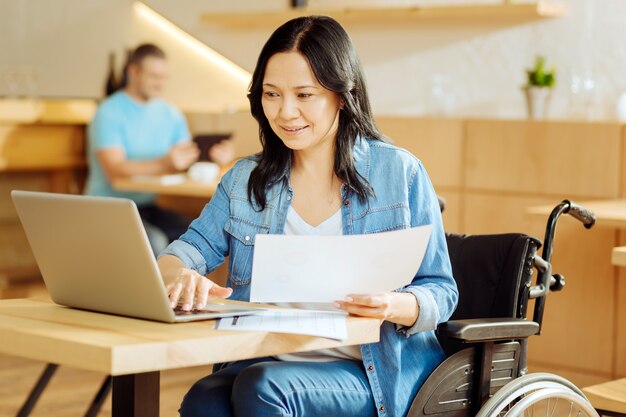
top-left (407, 199), bottom-right (600, 417)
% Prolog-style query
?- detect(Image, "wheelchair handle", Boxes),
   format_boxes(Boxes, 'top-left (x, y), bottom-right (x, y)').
top-left (542, 200), bottom-right (596, 264)
top-left (533, 200), bottom-right (594, 333)
top-left (563, 200), bottom-right (596, 229)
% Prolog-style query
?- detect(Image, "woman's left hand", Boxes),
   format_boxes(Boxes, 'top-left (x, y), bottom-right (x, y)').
top-left (334, 292), bottom-right (420, 327)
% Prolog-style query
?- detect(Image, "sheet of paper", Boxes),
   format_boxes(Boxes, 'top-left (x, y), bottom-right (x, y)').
top-left (250, 225), bottom-right (432, 303)
top-left (215, 309), bottom-right (348, 340)
top-left (131, 173), bottom-right (186, 185)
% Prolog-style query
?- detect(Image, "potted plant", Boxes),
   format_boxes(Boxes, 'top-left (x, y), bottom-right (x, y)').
top-left (524, 55), bottom-right (556, 119)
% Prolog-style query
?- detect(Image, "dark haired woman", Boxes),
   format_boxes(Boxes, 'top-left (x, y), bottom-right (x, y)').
top-left (158, 15), bottom-right (458, 417)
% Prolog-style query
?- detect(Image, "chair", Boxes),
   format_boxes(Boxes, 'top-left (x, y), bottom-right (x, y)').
top-left (407, 200), bottom-right (599, 416)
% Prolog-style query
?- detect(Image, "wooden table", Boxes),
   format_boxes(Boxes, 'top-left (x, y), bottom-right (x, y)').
top-left (527, 199), bottom-right (626, 228)
top-left (113, 176), bottom-right (219, 198)
top-left (582, 377), bottom-right (626, 415)
top-left (0, 299), bottom-right (380, 416)
top-left (613, 247), bottom-right (626, 267)
top-left (530, 198), bottom-right (626, 266)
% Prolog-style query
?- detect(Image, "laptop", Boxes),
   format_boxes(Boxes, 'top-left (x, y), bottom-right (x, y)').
top-left (11, 190), bottom-right (265, 323)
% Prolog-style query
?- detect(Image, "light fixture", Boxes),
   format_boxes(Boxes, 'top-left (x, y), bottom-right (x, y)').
top-left (133, 2), bottom-right (251, 86)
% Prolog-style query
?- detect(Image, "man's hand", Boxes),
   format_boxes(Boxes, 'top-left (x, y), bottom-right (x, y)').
top-left (165, 141), bottom-right (200, 172)
top-left (209, 141), bottom-right (236, 167)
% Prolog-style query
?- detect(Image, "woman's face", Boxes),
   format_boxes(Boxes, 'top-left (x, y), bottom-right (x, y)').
top-left (261, 52), bottom-right (342, 152)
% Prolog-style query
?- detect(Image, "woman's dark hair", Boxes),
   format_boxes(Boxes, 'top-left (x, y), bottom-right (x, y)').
top-left (247, 15), bottom-right (385, 210)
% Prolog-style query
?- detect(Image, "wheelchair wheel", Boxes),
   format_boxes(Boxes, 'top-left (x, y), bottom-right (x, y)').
top-left (476, 373), bottom-right (599, 417)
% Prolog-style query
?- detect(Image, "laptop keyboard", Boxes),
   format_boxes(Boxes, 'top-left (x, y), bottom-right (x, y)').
top-left (174, 306), bottom-right (225, 316)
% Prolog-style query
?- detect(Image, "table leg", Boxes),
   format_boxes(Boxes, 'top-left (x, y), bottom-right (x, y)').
top-left (112, 371), bottom-right (160, 417)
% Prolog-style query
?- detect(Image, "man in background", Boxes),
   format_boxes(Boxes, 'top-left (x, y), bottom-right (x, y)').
top-left (85, 43), bottom-right (232, 254)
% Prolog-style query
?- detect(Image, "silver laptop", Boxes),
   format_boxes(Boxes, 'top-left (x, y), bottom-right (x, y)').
top-left (11, 190), bottom-right (265, 322)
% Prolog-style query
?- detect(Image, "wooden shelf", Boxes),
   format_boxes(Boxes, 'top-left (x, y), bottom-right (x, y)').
top-left (202, 2), bottom-right (566, 28)
top-left (0, 99), bottom-right (96, 125)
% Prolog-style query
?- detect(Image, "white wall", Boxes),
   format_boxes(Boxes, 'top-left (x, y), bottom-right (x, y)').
top-left (0, 0), bottom-right (249, 112)
top-left (0, 0), bottom-right (134, 99)
top-left (147, 0), bottom-right (626, 120)
top-left (2, 0), bottom-right (626, 119)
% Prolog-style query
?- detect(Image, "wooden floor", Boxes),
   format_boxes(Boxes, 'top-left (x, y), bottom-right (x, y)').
top-left (0, 281), bottom-right (211, 417)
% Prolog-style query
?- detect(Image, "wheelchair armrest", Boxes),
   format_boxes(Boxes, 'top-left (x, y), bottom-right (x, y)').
top-left (437, 318), bottom-right (540, 342)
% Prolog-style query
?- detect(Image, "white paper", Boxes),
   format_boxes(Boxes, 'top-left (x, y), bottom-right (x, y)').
top-left (250, 225), bottom-right (432, 303)
top-left (131, 173), bottom-right (186, 185)
top-left (215, 309), bottom-right (348, 340)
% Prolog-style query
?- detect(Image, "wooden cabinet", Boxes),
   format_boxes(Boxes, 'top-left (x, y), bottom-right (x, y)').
top-left (376, 116), bottom-right (626, 386)
top-left (0, 99), bottom-right (95, 283)
top-left (464, 119), bottom-right (621, 198)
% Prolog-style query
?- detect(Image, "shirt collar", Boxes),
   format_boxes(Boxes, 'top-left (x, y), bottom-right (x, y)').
top-left (352, 135), bottom-right (371, 182)
top-left (266, 135), bottom-right (371, 198)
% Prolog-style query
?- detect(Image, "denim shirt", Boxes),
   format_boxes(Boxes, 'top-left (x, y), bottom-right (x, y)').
top-left (161, 137), bottom-right (458, 417)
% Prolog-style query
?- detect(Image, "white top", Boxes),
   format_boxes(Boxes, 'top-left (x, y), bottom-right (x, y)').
top-left (275, 206), bottom-right (363, 362)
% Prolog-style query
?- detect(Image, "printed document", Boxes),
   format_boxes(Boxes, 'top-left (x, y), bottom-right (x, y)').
top-left (250, 225), bottom-right (432, 303)
top-left (216, 308), bottom-right (348, 340)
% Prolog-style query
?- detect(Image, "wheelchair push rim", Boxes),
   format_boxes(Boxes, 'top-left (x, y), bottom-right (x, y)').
top-left (476, 373), bottom-right (599, 417)
top-left (504, 387), bottom-right (599, 417)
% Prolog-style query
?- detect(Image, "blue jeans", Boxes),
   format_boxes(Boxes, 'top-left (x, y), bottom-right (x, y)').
top-left (179, 357), bottom-right (377, 417)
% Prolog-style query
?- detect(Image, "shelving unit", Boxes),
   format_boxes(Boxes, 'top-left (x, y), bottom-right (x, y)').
top-left (202, 2), bottom-right (566, 28)
top-left (0, 99), bottom-right (93, 283)
top-left (0, 99), bottom-right (96, 124)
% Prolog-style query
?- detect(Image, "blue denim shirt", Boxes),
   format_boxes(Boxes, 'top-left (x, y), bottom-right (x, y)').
top-left (161, 137), bottom-right (458, 417)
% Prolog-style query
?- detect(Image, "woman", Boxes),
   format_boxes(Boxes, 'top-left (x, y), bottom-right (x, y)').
top-left (158, 15), bottom-right (458, 417)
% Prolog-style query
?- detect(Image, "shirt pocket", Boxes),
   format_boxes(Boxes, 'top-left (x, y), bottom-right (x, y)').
top-left (224, 217), bottom-right (270, 285)
top-left (358, 204), bottom-right (411, 234)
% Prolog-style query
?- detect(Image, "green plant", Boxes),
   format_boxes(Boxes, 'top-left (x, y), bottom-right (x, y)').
top-left (526, 56), bottom-right (556, 88)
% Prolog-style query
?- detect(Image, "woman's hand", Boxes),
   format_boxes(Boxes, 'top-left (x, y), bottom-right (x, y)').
top-left (167, 267), bottom-right (232, 311)
top-left (334, 292), bottom-right (420, 327)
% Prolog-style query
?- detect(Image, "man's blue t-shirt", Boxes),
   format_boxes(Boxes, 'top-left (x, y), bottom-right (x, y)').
top-left (85, 91), bottom-right (190, 206)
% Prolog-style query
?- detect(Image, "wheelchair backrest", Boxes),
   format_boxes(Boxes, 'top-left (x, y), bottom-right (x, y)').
top-left (445, 233), bottom-right (541, 320)
top-left (438, 233), bottom-right (541, 355)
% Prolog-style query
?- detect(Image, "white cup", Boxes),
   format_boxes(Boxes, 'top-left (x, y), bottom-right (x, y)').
top-left (188, 162), bottom-right (220, 183)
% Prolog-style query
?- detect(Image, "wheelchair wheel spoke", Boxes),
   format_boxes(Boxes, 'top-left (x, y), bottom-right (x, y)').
top-left (550, 398), bottom-right (558, 417)
top-left (475, 374), bottom-right (599, 417)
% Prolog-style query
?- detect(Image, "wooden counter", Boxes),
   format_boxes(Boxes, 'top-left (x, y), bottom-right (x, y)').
top-left (613, 247), bottom-right (626, 267)
top-left (528, 199), bottom-right (626, 228)
top-left (0, 99), bottom-right (95, 283)
top-left (582, 378), bottom-right (626, 414)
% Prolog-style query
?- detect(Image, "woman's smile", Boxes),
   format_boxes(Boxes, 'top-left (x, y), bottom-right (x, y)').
top-left (280, 125), bottom-right (310, 136)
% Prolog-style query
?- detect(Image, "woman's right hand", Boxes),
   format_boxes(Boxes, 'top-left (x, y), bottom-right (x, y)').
top-left (166, 267), bottom-right (233, 311)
